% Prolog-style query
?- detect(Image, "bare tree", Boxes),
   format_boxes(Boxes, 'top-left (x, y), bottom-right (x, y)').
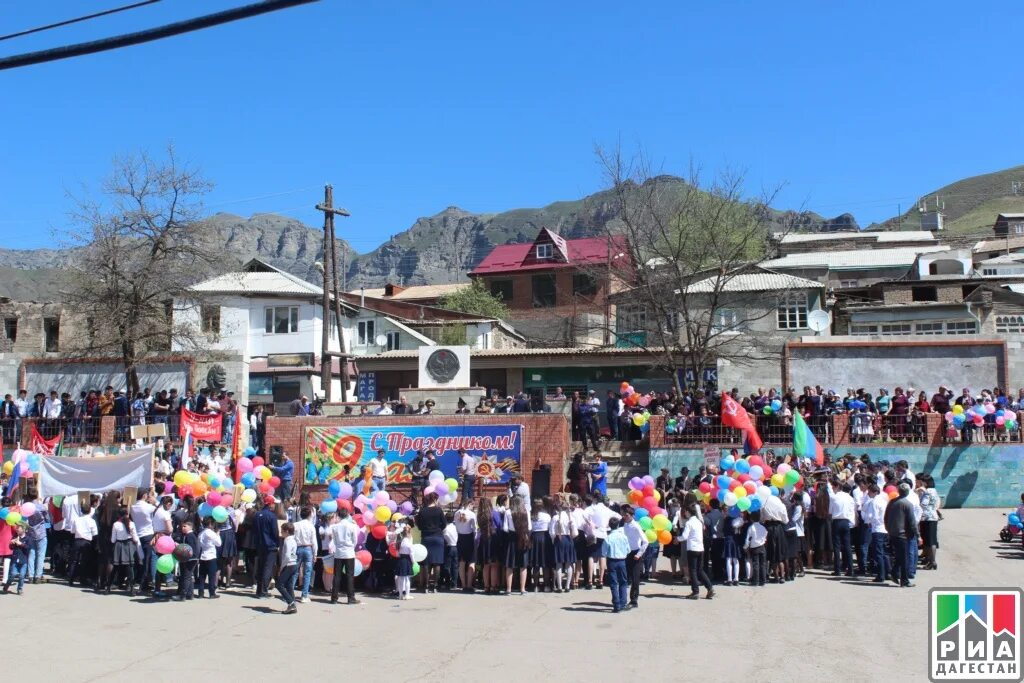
top-left (61, 147), bottom-right (219, 393)
top-left (595, 147), bottom-right (797, 394)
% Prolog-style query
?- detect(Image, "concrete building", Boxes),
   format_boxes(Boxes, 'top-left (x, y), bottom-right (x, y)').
top-left (770, 230), bottom-right (938, 256)
top-left (991, 213), bottom-right (1024, 238)
top-left (468, 228), bottom-right (634, 347)
top-left (760, 245), bottom-right (951, 290)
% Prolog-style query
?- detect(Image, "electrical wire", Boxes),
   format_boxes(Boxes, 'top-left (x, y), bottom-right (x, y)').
top-left (0, 0), bottom-right (320, 71)
top-left (0, 0), bottom-right (162, 43)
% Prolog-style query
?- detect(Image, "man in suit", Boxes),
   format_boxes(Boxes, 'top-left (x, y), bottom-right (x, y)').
top-left (253, 497), bottom-right (281, 597)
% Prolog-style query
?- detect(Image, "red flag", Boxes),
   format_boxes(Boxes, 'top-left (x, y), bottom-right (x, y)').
top-left (30, 424), bottom-right (63, 456)
top-left (720, 394), bottom-right (763, 452)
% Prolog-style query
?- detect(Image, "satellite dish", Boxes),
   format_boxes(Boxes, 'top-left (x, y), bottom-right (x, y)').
top-left (807, 310), bottom-right (831, 333)
top-left (374, 334), bottom-right (388, 347)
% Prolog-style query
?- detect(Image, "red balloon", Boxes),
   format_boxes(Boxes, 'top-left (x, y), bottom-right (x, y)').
top-left (737, 473), bottom-right (751, 483)
top-left (337, 498), bottom-right (352, 512)
top-left (355, 550), bottom-right (372, 568)
top-left (748, 455), bottom-right (764, 467)
top-left (697, 482), bottom-right (711, 494)
top-left (761, 466), bottom-right (773, 480)
top-left (641, 496), bottom-right (657, 510)
top-left (252, 457), bottom-right (265, 468)
top-left (370, 524), bottom-right (387, 540)
top-left (794, 479), bottom-right (805, 490)
top-left (269, 476), bottom-right (282, 489)
top-left (388, 543), bottom-right (399, 558)
top-left (642, 485), bottom-right (655, 496)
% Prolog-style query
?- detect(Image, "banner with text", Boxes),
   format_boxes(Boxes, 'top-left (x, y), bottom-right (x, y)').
top-left (303, 424), bottom-right (523, 486)
top-left (180, 408), bottom-right (222, 442)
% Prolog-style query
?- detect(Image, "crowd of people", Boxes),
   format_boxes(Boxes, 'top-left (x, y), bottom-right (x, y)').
top-left (0, 444), bottom-right (955, 613)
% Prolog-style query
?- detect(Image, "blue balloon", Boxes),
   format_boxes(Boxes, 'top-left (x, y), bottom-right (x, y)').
top-left (720, 455), bottom-right (735, 471)
top-left (633, 507), bottom-right (649, 519)
top-left (1010, 513), bottom-right (1022, 526)
top-left (769, 485), bottom-right (780, 497)
top-left (717, 489), bottom-right (728, 503)
top-left (953, 415), bottom-right (966, 427)
top-left (198, 502), bottom-right (213, 518)
top-left (320, 500), bottom-right (338, 515)
top-left (328, 480), bottom-right (341, 497)
top-left (222, 478), bottom-right (234, 489)
top-left (0, 507), bottom-right (7, 520)
top-left (243, 447), bottom-right (257, 457)
top-left (748, 497), bottom-right (763, 512)
top-left (241, 472), bottom-right (256, 488)
top-left (771, 399), bottom-right (782, 412)
top-left (716, 475), bottom-right (731, 489)
top-left (734, 459), bottom-right (750, 475)
top-left (996, 409), bottom-right (1005, 418)
top-left (727, 506), bottom-right (741, 518)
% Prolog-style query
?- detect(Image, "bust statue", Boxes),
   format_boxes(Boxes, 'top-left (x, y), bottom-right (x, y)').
top-left (206, 363), bottom-right (227, 392)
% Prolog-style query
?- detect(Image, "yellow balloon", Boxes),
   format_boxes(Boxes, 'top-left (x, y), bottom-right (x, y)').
top-left (375, 506), bottom-right (392, 523)
top-left (952, 405), bottom-right (964, 415)
top-left (732, 487), bottom-right (747, 499)
top-left (653, 489), bottom-right (662, 502)
top-left (1, 462), bottom-right (12, 476)
top-left (256, 466), bottom-right (272, 481)
top-left (173, 470), bottom-right (189, 486)
top-left (771, 473), bottom-right (785, 488)
top-left (241, 489), bottom-right (257, 503)
top-left (185, 472), bottom-right (200, 485)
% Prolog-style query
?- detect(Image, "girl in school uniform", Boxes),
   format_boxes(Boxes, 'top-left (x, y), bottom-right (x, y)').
top-left (475, 497), bottom-right (499, 594)
top-left (504, 497), bottom-right (530, 595)
top-left (527, 498), bottom-right (552, 592)
top-left (662, 496), bottom-right (683, 579)
top-left (217, 508), bottom-right (239, 589)
top-left (568, 494), bottom-right (589, 590)
top-left (394, 526), bottom-right (414, 601)
top-left (549, 495), bottom-right (577, 593)
top-left (454, 501), bottom-right (478, 593)
top-left (198, 517), bottom-right (222, 599)
top-left (106, 506), bottom-right (140, 595)
top-left (721, 512), bottom-right (743, 586)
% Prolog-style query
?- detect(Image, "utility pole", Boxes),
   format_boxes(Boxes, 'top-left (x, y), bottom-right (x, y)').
top-left (315, 184), bottom-right (351, 403)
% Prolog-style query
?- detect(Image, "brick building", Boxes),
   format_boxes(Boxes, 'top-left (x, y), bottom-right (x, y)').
top-left (468, 228), bottom-right (634, 347)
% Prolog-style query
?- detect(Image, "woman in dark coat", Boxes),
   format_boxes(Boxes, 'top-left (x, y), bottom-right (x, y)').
top-left (566, 453), bottom-right (589, 495)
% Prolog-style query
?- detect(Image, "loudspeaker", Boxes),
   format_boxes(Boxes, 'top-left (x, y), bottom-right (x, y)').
top-left (531, 464), bottom-right (552, 498)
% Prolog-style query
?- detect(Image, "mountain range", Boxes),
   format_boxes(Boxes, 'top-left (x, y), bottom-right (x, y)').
top-left (2, 166), bottom-right (1023, 302)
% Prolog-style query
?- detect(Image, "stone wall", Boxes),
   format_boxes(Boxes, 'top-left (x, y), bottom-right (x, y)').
top-left (264, 413), bottom-right (571, 499)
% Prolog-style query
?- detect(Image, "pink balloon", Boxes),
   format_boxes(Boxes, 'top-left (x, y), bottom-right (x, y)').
top-left (338, 482), bottom-right (354, 499)
top-left (996, 416), bottom-right (1006, 426)
top-left (220, 493), bottom-right (234, 507)
top-left (973, 414), bottom-right (984, 426)
top-left (155, 536), bottom-right (176, 554)
top-left (206, 492), bottom-right (222, 507)
top-left (362, 510), bottom-right (376, 526)
top-left (163, 481), bottom-right (174, 494)
top-left (19, 503), bottom-right (36, 518)
top-left (236, 458), bottom-right (253, 473)
top-left (373, 491), bottom-right (390, 504)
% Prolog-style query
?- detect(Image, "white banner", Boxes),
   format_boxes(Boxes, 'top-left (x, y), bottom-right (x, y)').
top-left (38, 445), bottom-right (154, 498)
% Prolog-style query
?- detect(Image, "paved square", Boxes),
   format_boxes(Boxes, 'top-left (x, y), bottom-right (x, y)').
top-left (6, 509), bottom-right (1019, 683)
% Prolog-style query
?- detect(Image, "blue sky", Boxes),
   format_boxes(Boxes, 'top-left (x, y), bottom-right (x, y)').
top-left (1, 1), bottom-right (1021, 254)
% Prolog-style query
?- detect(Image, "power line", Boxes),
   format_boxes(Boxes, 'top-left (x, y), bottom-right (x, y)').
top-left (0, 0), bottom-right (163, 43)
top-left (0, 0), bottom-right (320, 71)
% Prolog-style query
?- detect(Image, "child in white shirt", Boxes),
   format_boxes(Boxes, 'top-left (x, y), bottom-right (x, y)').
top-left (395, 527), bottom-right (414, 600)
top-left (744, 511), bottom-right (767, 587)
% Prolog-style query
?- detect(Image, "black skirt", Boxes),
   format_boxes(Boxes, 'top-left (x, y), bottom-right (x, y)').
top-left (920, 520), bottom-right (939, 548)
top-left (421, 534), bottom-right (445, 566)
top-left (112, 539), bottom-right (137, 566)
top-left (765, 523), bottom-right (787, 564)
top-left (218, 528), bottom-right (238, 559)
top-left (662, 539), bottom-right (681, 559)
top-left (785, 531), bottom-right (800, 560)
top-left (573, 532), bottom-right (589, 563)
top-left (476, 532), bottom-right (499, 564)
top-left (504, 536), bottom-right (529, 569)
top-left (395, 554), bottom-right (413, 577)
top-left (528, 530), bottom-right (551, 568)
top-left (552, 535), bottom-right (575, 565)
top-left (457, 533), bottom-right (476, 563)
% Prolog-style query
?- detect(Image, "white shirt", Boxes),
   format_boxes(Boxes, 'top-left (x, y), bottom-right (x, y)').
top-left (154, 507), bottom-right (174, 534)
top-left (827, 485), bottom-right (857, 524)
top-left (370, 458), bottom-right (388, 478)
top-left (587, 503), bottom-right (621, 540)
top-left (293, 518), bottom-right (318, 550)
top-left (852, 487), bottom-right (866, 514)
top-left (43, 397), bottom-right (63, 419)
top-left (58, 496), bottom-right (82, 532)
top-left (760, 495), bottom-right (789, 524)
top-left (328, 518), bottom-right (359, 559)
top-left (514, 483), bottom-right (531, 514)
top-left (199, 528), bottom-right (222, 561)
top-left (744, 522), bottom-right (767, 549)
top-left (131, 500), bottom-right (156, 537)
top-left (454, 508), bottom-right (478, 535)
top-left (549, 510), bottom-right (577, 537)
top-left (531, 512), bottom-right (552, 532)
top-left (443, 523), bottom-right (458, 546)
top-left (375, 405), bottom-right (393, 415)
top-left (13, 397), bottom-right (28, 417)
top-left (460, 453), bottom-right (476, 475)
top-left (862, 494), bottom-right (889, 534)
top-left (622, 519), bottom-right (649, 555)
top-left (72, 514), bottom-right (98, 541)
top-left (111, 520), bottom-right (140, 544)
top-left (569, 508), bottom-right (587, 535)
top-left (906, 489), bottom-right (922, 525)
top-left (502, 508), bottom-right (515, 533)
top-left (683, 516), bottom-right (704, 552)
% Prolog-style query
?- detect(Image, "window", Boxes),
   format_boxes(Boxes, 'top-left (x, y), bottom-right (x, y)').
top-left (837, 279), bottom-right (859, 289)
top-left (983, 268), bottom-right (997, 276)
top-left (617, 304), bottom-right (647, 334)
top-left (1014, 222), bottom-right (1024, 235)
top-left (200, 304), bottom-right (221, 335)
top-left (849, 324), bottom-right (877, 336)
top-left (996, 315), bottom-right (1024, 333)
top-left (535, 243), bottom-right (553, 259)
top-left (914, 322), bottom-right (945, 335)
top-left (531, 274), bottom-right (556, 308)
top-left (265, 306), bottom-right (299, 334)
top-left (357, 320), bottom-right (376, 346)
top-left (961, 285), bottom-right (979, 299)
top-left (776, 292), bottom-right (808, 330)
top-left (911, 286), bottom-right (937, 302)
top-left (3, 318), bottom-right (16, 343)
top-left (386, 330), bottom-right (400, 351)
top-left (946, 320), bottom-right (978, 335)
top-left (43, 317), bottom-right (60, 352)
top-left (490, 279), bottom-right (513, 302)
top-left (879, 323), bottom-right (912, 335)
top-left (572, 273), bottom-right (597, 297)
top-left (712, 308), bottom-right (740, 332)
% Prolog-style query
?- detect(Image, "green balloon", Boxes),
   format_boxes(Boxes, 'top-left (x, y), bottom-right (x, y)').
top-left (784, 469), bottom-right (801, 485)
top-left (639, 517), bottom-right (654, 531)
top-left (156, 554), bottom-right (177, 575)
top-left (762, 406), bottom-right (772, 415)
top-left (412, 561), bottom-right (420, 577)
top-left (737, 497), bottom-right (751, 511)
top-left (212, 506), bottom-right (229, 523)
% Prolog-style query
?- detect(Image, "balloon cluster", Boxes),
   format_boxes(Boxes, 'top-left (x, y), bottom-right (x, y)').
top-left (945, 403), bottom-right (1015, 430)
top-left (620, 381), bottom-right (651, 408)
top-left (1008, 512), bottom-right (1023, 530)
top-left (1, 453), bottom-right (40, 479)
top-left (625, 475), bottom-right (672, 545)
top-left (846, 400), bottom-right (868, 411)
top-left (761, 399), bottom-right (784, 416)
top-left (695, 454), bottom-right (802, 517)
top-left (0, 501), bottom-right (36, 526)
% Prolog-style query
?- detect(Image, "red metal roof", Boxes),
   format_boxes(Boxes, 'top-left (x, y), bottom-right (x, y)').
top-left (470, 234), bottom-right (631, 275)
